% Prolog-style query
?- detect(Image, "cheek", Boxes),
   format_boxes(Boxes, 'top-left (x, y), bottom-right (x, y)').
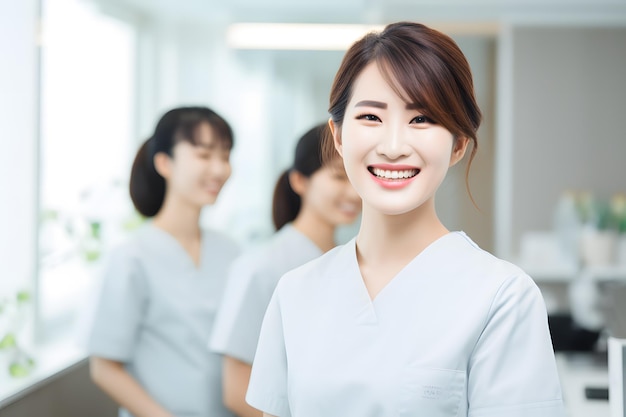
top-left (310, 180), bottom-right (339, 207)
top-left (423, 138), bottom-right (455, 166)
top-left (339, 141), bottom-right (366, 179)
top-left (223, 163), bottom-right (232, 179)
top-left (337, 123), bottom-right (365, 157)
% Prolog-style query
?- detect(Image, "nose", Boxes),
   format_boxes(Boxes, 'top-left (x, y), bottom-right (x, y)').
top-left (376, 125), bottom-right (411, 160)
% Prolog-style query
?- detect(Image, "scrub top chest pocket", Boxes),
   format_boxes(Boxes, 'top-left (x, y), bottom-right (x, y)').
top-left (398, 367), bottom-right (466, 417)
top-left (285, 353), bottom-right (467, 417)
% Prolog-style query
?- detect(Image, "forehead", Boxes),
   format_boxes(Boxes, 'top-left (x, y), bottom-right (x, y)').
top-left (193, 122), bottom-right (217, 146)
top-left (348, 62), bottom-right (408, 107)
top-left (181, 122), bottom-right (229, 149)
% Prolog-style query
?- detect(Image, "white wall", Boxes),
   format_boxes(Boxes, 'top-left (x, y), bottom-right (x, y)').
top-left (438, 35), bottom-right (496, 252)
top-left (507, 26), bottom-right (626, 256)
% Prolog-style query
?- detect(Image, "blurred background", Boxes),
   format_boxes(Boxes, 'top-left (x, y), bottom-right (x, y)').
top-left (1, 0), bottom-right (625, 415)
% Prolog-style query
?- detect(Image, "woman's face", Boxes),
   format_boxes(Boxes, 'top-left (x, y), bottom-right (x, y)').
top-left (159, 122), bottom-right (232, 208)
top-left (299, 159), bottom-right (361, 227)
top-left (331, 62), bottom-right (467, 216)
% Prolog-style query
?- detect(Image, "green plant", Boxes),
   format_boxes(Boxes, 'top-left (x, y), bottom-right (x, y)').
top-left (594, 200), bottom-right (616, 230)
top-left (0, 290), bottom-right (35, 378)
top-left (9, 352), bottom-right (35, 377)
top-left (0, 333), bottom-right (16, 349)
top-left (82, 220), bottom-right (102, 262)
top-left (574, 192), bottom-right (594, 225)
top-left (575, 192), bottom-right (624, 232)
top-left (611, 193), bottom-right (626, 233)
top-left (122, 210), bottom-right (146, 232)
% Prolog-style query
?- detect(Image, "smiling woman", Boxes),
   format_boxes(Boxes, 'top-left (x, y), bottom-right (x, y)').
top-left (245, 21), bottom-right (566, 417)
top-left (87, 107), bottom-right (241, 417)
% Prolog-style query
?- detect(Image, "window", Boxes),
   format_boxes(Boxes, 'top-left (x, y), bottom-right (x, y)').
top-left (38, 0), bottom-right (136, 342)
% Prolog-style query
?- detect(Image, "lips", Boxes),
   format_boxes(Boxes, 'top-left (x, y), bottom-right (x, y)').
top-left (366, 164), bottom-right (420, 190)
top-left (202, 180), bottom-right (224, 194)
top-left (368, 166), bottom-right (420, 180)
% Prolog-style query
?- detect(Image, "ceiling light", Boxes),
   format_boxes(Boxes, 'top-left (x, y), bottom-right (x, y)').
top-left (226, 23), bottom-right (385, 50)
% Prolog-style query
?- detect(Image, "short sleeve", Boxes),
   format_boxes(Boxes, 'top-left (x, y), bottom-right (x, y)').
top-left (245, 289), bottom-right (291, 417)
top-left (467, 274), bottom-right (567, 417)
top-left (210, 255), bottom-right (274, 364)
top-left (87, 246), bottom-right (147, 362)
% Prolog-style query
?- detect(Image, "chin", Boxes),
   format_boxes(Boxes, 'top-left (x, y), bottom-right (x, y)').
top-left (368, 201), bottom-right (421, 216)
top-left (199, 196), bottom-right (218, 206)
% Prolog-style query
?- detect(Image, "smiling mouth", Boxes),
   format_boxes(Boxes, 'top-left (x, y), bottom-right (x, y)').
top-left (368, 167), bottom-right (420, 180)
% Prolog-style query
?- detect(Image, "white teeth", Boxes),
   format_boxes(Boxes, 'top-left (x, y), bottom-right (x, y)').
top-left (371, 167), bottom-right (418, 179)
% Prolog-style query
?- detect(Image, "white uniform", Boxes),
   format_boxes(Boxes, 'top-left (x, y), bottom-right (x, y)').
top-left (246, 232), bottom-right (566, 417)
top-left (88, 223), bottom-right (240, 417)
top-left (210, 224), bottom-right (323, 364)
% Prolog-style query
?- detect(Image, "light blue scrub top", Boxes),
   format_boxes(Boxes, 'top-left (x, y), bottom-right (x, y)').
top-left (246, 232), bottom-right (567, 417)
top-left (88, 223), bottom-right (240, 417)
top-left (210, 224), bottom-right (323, 364)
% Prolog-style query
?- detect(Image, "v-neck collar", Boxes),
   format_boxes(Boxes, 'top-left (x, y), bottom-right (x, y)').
top-left (345, 232), bottom-right (463, 323)
top-left (146, 223), bottom-right (206, 271)
top-left (283, 223), bottom-right (324, 257)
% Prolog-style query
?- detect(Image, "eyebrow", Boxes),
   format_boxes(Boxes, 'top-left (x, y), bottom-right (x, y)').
top-left (195, 141), bottom-right (219, 150)
top-left (354, 100), bottom-right (423, 111)
top-left (354, 100), bottom-right (387, 109)
top-left (405, 103), bottom-right (423, 110)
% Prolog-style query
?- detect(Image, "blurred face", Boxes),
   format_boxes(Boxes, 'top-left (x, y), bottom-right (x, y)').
top-left (299, 159), bottom-right (361, 227)
top-left (331, 62), bottom-right (467, 216)
top-left (158, 122), bottom-right (231, 208)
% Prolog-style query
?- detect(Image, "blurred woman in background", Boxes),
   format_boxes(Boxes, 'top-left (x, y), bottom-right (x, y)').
top-left (88, 106), bottom-right (240, 417)
top-left (209, 123), bottom-right (361, 417)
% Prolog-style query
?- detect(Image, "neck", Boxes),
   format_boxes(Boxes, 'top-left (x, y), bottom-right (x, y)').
top-left (152, 194), bottom-right (202, 241)
top-left (292, 209), bottom-right (336, 253)
top-left (355, 200), bottom-right (448, 265)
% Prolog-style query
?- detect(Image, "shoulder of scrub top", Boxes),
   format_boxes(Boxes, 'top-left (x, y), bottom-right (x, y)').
top-left (452, 231), bottom-right (538, 290)
top-left (103, 225), bottom-right (157, 264)
top-left (247, 226), bottom-right (326, 278)
top-left (225, 234), bottom-right (291, 290)
top-left (271, 240), bottom-right (349, 300)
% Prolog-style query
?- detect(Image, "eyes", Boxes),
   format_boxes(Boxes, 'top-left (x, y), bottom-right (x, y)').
top-left (196, 147), bottom-right (230, 162)
top-left (412, 115), bottom-right (435, 124)
top-left (355, 113), bottom-right (436, 125)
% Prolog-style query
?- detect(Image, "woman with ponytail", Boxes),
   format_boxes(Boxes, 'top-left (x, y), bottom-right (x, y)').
top-left (88, 106), bottom-right (241, 417)
top-left (209, 122), bottom-right (361, 417)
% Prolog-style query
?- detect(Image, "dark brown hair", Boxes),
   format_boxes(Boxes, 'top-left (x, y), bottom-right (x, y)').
top-left (129, 106), bottom-right (234, 217)
top-left (272, 123), bottom-right (328, 231)
top-left (324, 21), bottom-right (482, 193)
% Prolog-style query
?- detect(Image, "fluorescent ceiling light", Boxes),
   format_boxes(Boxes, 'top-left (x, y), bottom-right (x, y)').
top-left (226, 22), bottom-right (499, 51)
top-left (227, 23), bottom-right (385, 50)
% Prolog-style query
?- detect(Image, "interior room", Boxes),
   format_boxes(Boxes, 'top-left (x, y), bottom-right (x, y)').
top-left (1, 0), bottom-right (625, 416)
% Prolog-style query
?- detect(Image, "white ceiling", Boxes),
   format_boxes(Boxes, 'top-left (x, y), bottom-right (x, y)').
top-left (92, 0), bottom-right (626, 27)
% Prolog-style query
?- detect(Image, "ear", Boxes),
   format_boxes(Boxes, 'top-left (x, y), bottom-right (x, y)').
top-left (288, 170), bottom-right (309, 197)
top-left (449, 136), bottom-right (470, 167)
top-left (153, 152), bottom-right (172, 179)
top-left (328, 118), bottom-right (343, 157)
